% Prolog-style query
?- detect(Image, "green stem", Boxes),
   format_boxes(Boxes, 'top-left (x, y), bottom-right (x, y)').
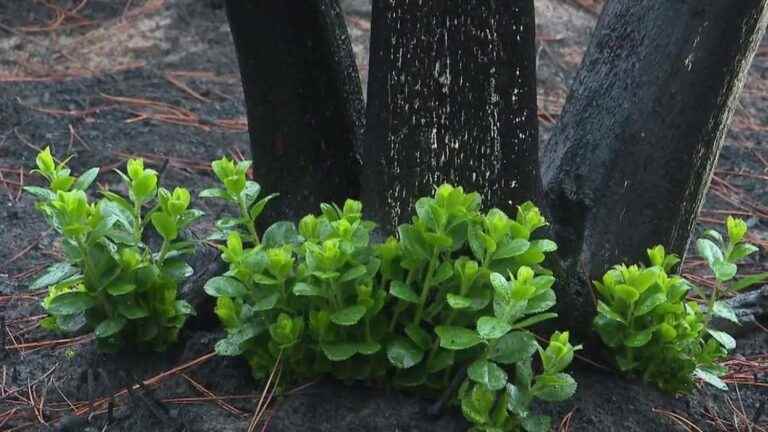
top-left (239, 197), bottom-right (260, 245)
top-left (413, 249), bottom-right (440, 324)
top-left (428, 279), bottom-right (473, 366)
top-left (279, 279), bottom-right (287, 300)
top-left (706, 281), bottom-right (722, 324)
top-left (156, 239), bottom-right (170, 265)
top-left (133, 201), bottom-right (143, 245)
top-left (389, 268), bottom-right (417, 331)
top-left (77, 237), bottom-right (112, 316)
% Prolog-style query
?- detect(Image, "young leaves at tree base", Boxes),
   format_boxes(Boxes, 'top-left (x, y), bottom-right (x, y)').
top-left (28, 148), bottom-right (199, 352)
top-left (593, 218), bottom-right (764, 393)
top-left (202, 173), bottom-right (579, 431)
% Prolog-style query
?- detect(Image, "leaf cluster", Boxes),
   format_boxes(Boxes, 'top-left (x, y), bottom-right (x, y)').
top-left (26, 148), bottom-right (199, 351)
top-left (203, 169), bottom-right (578, 431)
top-left (593, 217), bottom-right (765, 393)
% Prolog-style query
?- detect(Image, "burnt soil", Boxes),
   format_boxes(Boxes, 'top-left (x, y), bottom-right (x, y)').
top-left (1, 1), bottom-right (767, 431)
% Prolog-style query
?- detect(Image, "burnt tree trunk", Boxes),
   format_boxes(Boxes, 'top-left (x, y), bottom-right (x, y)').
top-left (224, 0), bottom-right (365, 223)
top-left (543, 0), bottom-right (768, 336)
top-left (362, 0), bottom-right (540, 230)
top-left (224, 0), bottom-right (768, 340)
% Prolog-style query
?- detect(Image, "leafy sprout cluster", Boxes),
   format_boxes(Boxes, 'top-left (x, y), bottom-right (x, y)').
top-left (27, 149), bottom-right (764, 429)
top-left (27, 148), bottom-right (200, 351)
top-left (202, 160), bottom-right (579, 432)
top-left (593, 217), bottom-right (766, 393)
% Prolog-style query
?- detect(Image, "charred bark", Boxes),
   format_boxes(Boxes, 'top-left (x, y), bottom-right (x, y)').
top-left (362, 0), bottom-right (540, 231)
top-left (224, 0), bottom-right (365, 224)
top-left (542, 0), bottom-right (768, 336)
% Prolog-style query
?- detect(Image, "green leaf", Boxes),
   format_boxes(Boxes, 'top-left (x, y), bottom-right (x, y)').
top-left (340, 265), bottom-right (368, 282)
top-left (330, 305), bottom-right (367, 326)
top-left (174, 300), bottom-right (195, 316)
top-left (163, 259), bottom-right (194, 282)
top-left (427, 349), bottom-right (455, 373)
top-left (506, 384), bottom-right (529, 417)
top-left (30, 263), bottom-right (79, 290)
top-left (321, 341), bottom-right (358, 361)
top-left (446, 293), bottom-right (473, 309)
top-left (712, 301), bottom-right (739, 324)
top-left (531, 239), bottom-right (558, 253)
top-left (405, 323), bottom-right (432, 350)
top-left (490, 272), bottom-right (509, 292)
top-left (435, 326), bottom-right (483, 350)
top-left (198, 188), bottom-right (230, 199)
top-left (132, 172), bottom-right (157, 202)
top-left (95, 317), bottom-right (126, 338)
top-left (241, 181), bottom-right (262, 207)
top-left (732, 272), bottom-right (768, 291)
top-left (526, 290), bottom-right (556, 314)
top-left (729, 243), bottom-right (759, 263)
top-left (467, 226), bottom-right (486, 262)
top-left (468, 360), bottom-right (508, 391)
top-left (490, 331), bottom-right (538, 364)
top-left (251, 292), bottom-right (280, 311)
top-left (493, 239), bottom-right (530, 259)
top-left (398, 225), bottom-right (430, 260)
top-left (695, 368), bottom-right (728, 391)
top-left (262, 222), bottom-right (300, 248)
top-left (477, 316), bottom-right (512, 340)
top-left (386, 338), bottom-right (425, 369)
top-left (106, 281), bottom-right (136, 296)
top-left (632, 268), bottom-right (660, 292)
top-left (593, 314), bottom-right (625, 348)
top-left (390, 281), bottom-right (420, 303)
top-left (432, 261), bottom-right (454, 285)
top-left (697, 238), bottom-right (724, 265)
top-left (215, 326), bottom-right (260, 356)
top-left (634, 292), bottom-right (666, 316)
top-left (624, 328), bottom-right (653, 347)
top-left (249, 194), bottom-right (278, 220)
top-left (707, 329), bottom-right (736, 350)
top-left (713, 260), bottom-right (737, 282)
top-left (204, 276), bottom-right (247, 297)
top-left (56, 313), bottom-right (86, 332)
top-left (72, 167), bottom-right (99, 191)
top-left (531, 373), bottom-right (577, 402)
top-left (117, 297), bottom-right (149, 319)
top-left (461, 383), bottom-right (495, 425)
top-left (357, 340), bottom-right (381, 355)
top-left (597, 301), bottom-right (626, 323)
top-left (512, 312), bottom-right (557, 329)
top-left (522, 415), bottom-right (552, 432)
top-left (252, 273), bottom-right (279, 285)
top-left (423, 232), bottom-right (453, 249)
top-left (613, 284), bottom-right (639, 303)
top-left (46, 292), bottom-right (95, 315)
top-left (214, 336), bottom-right (243, 356)
top-left (100, 200), bottom-right (135, 232)
top-left (24, 186), bottom-right (55, 201)
top-left (90, 215), bottom-right (118, 241)
top-left (703, 229), bottom-right (724, 245)
top-left (292, 282), bottom-right (325, 298)
top-left (151, 212), bottom-right (177, 241)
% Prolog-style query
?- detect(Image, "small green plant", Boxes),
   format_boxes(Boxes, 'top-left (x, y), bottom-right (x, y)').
top-left (199, 156), bottom-right (276, 243)
top-left (26, 148), bottom-right (200, 351)
top-left (208, 198), bottom-right (383, 381)
top-left (696, 217), bottom-right (768, 320)
top-left (593, 217), bottom-right (766, 393)
top-left (458, 331), bottom-right (579, 432)
top-left (201, 161), bottom-right (578, 431)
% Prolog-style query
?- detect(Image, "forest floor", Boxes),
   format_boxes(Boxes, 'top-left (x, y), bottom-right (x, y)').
top-left (0, 1), bottom-right (767, 431)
